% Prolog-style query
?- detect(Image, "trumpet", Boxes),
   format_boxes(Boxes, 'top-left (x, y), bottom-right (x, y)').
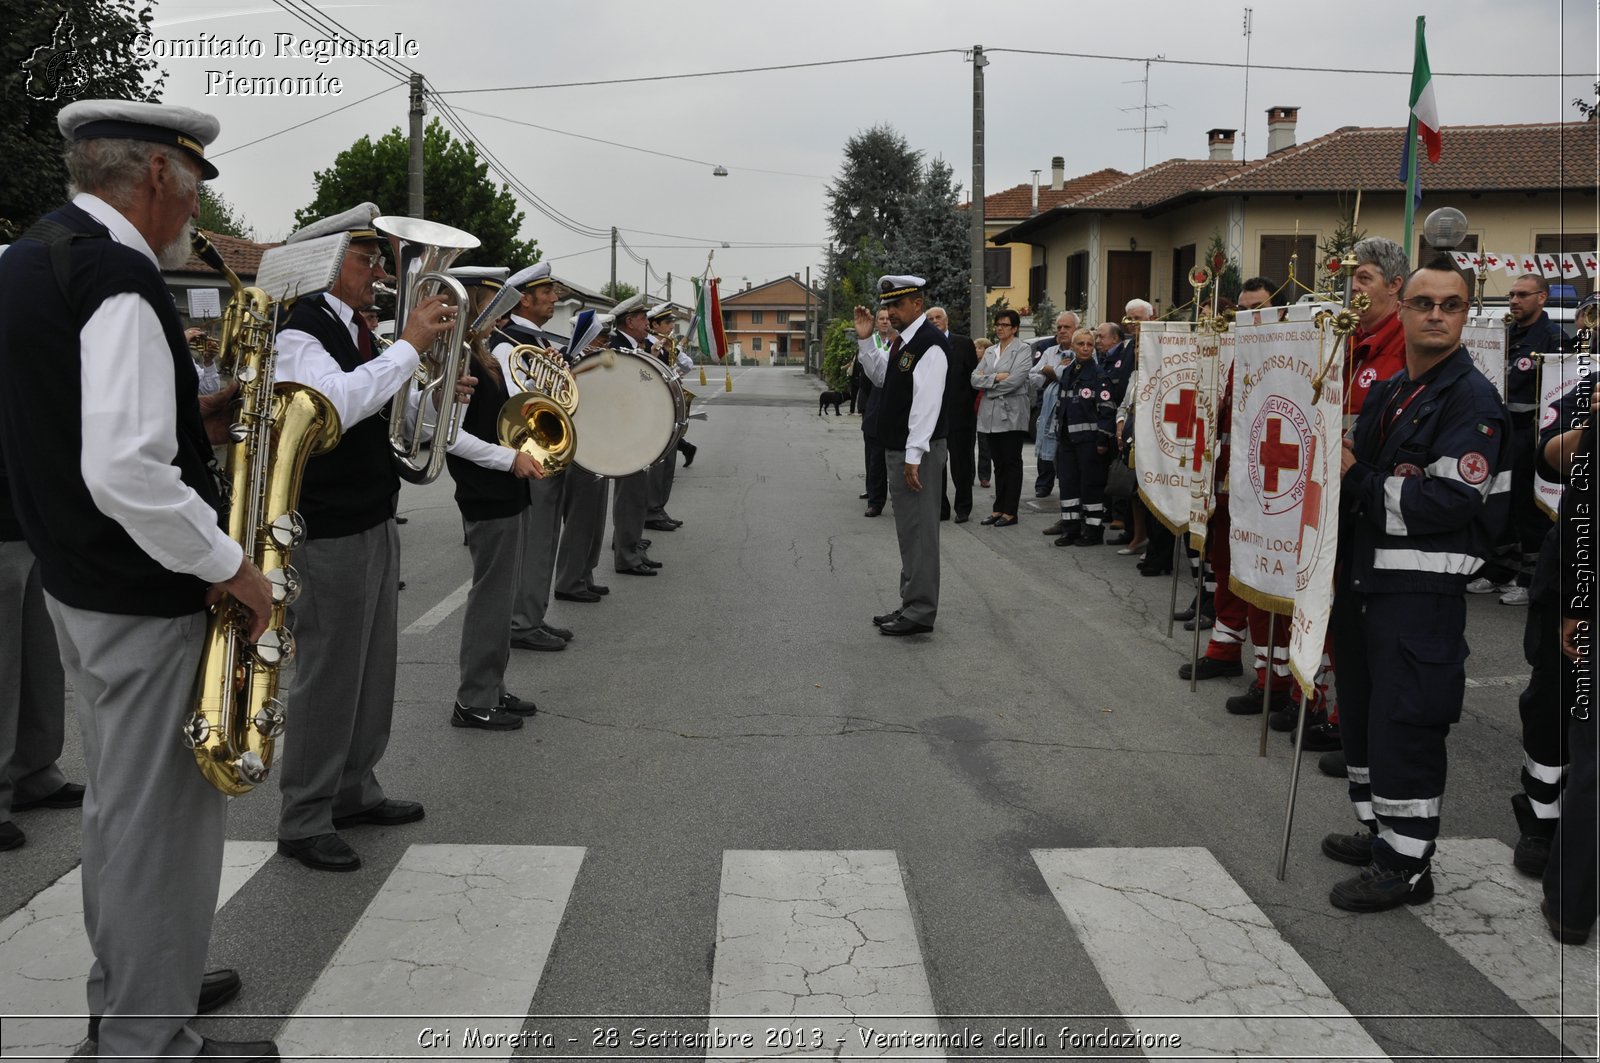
top-left (374, 215), bottom-right (478, 484)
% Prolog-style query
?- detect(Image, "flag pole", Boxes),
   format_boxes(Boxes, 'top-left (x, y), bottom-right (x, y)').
top-left (1401, 15), bottom-right (1426, 256)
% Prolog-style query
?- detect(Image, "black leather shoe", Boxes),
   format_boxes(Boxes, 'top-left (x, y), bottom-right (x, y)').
top-left (1321, 830), bottom-right (1376, 866)
top-left (1034, 489), bottom-right (1052, 498)
top-left (872, 610), bottom-right (902, 626)
top-left (645, 518), bottom-right (679, 532)
top-left (0, 821), bottom-right (23, 850)
top-left (1542, 898), bottom-right (1593, 944)
top-left (197, 1036), bottom-right (280, 1059)
top-left (1182, 612), bottom-right (1215, 631)
top-left (1225, 686), bottom-right (1265, 715)
top-left (616, 564), bottom-right (657, 576)
top-left (540, 623), bottom-right (573, 641)
top-left (450, 702), bottom-right (524, 731)
top-left (879, 617), bottom-right (933, 636)
top-left (641, 559), bottom-right (663, 569)
top-left (953, 513), bottom-right (970, 523)
top-left (1178, 657), bottom-right (1243, 680)
top-left (1512, 793), bottom-right (1556, 876)
top-left (332, 799), bottom-right (424, 829)
top-left (499, 693), bottom-right (538, 717)
top-left (1043, 520), bottom-right (1067, 536)
top-left (277, 833), bottom-right (361, 872)
top-left (511, 629), bottom-right (566, 651)
top-left (1054, 531), bottom-right (1081, 547)
top-left (14, 782), bottom-right (85, 811)
top-left (940, 511), bottom-right (951, 521)
top-left (992, 516), bottom-right (1018, 527)
top-left (588, 583), bottom-right (609, 595)
top-left (859, 492), bottom-right (870, 500)
top-left (1104, 532), bottom-right (1132, 546)
top-left (1297, 721), bottom-right (1343, 752)
top-left (979, 515), bottom-right (999, 525)
top-left (1075, 527), bottom-right (1103, 545)
top-left (864, 506), bottom-right (882, 517)
top-left (680, 441), bottom-right (697, 467)
top-left (1319, 750), bottom-right (1346, 778)
top-left (1330, 863), bottom-right (1433, 912)
top-left (88, 968), bottom-right (243, 1042)
top-left (554, 589), bottom-right (601, 603)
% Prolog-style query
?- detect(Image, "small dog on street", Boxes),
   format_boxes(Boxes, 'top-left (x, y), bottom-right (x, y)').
top-left (818, 391), bottom-right (846, 416)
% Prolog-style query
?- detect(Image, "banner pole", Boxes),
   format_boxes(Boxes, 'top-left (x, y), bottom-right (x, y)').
top-left (1166, 535), bottom-right (1182, 640)
top-left (1258, 618), bottom-right (1276, 757)
top-left (1277, 678), bottom-right (1312, 880)
top-left (1189, 545), bottom-right (1202, 693)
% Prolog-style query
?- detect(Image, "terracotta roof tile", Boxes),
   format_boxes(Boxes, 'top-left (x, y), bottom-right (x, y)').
top-left (175, 233), bottom-right (275, 279)
top-left (981, 168), bottom-right (1127, 218)
top-left (1066, 159), bottom-right (1245, 211)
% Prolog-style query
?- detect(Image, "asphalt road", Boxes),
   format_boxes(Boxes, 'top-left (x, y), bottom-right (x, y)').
top-left (2, 365), bottom-right (1591, 1062)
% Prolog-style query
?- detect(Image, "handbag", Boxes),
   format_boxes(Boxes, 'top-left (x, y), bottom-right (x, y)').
top-left (1106, 455), bottom-right (1136, 501)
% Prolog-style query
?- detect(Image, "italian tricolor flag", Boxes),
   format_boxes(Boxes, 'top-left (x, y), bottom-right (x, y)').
top-left (692, 275), bottom-right (727, 362)
top-left (1406, 18), bottom-right (1441, 164)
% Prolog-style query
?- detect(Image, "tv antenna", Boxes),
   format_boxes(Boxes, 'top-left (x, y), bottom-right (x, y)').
top-left (1119, 56), bottom-right (1169, 169)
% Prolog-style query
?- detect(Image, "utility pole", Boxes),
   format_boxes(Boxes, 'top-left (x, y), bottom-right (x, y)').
top-left (1241, 7), bottom-right (1254, 162)
top-left (805, 265), bottom-right (813, 374)
top-left (609, 227), bottom-right (617, 294)
top-left (969, 44), bottom-right (987, 336)
top-left (407, 73), bottom-right (425, 217)
top-left (643, 258), bottom-right (649, 301)
top-left (667, 271), bottom-right (672, 303)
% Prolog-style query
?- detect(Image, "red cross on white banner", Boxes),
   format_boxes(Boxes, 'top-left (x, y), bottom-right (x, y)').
top-left (1257, 417), bottom-right (1301, 493)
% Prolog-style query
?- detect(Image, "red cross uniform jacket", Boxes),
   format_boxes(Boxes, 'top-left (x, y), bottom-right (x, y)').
top-left (1345, 310), bottom-right (1406, 420)
top-left (1339, 347), bottom-right (1510, 595)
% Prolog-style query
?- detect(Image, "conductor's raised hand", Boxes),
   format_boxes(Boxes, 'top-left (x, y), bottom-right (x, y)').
top-left (853, 305), bottom-right (875, 339)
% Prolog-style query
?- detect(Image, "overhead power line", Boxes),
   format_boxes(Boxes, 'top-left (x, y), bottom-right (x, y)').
top-left (987, 46), bottom-right (1593, 79)
top-left (212, 83), bottom-right (399, 159)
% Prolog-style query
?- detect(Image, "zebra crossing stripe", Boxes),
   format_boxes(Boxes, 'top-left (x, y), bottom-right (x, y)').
top-left (274, 844), bottom-right (584, 1062)
top-left (709, 850), bottom-right (943, 1058)
top-left (0, 839), bottom-right (276, 1061)
top-left (1417, 838), bottom-right (1598, 1060)
top-left (1032, 847), bottom-right (1389, 1059)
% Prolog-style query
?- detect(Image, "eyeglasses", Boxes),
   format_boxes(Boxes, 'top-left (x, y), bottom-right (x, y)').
top-left (349, 250), bottom-right (389, 271)
top-left (1400, 296), bottom-right (1470, 315)
top-left (1508, 290), bottom-right (1544, 300)
top-left (996, 321), bottom-right (1017, 329)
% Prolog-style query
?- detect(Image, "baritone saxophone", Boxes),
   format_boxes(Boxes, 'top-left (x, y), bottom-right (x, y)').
top-left (182, 231), bottom-right (342, 795)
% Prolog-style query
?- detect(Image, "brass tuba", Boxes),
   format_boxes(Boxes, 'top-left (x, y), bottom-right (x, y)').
top-left (183, 231), bottom-right (342, 795)
top-left (498, 343), bottom-right (578, 473)
top-left (374, 215), bottom-right (478, 484)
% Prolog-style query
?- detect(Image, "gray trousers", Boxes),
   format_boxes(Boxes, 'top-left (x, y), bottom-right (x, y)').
top-left (555, 471), bottom-right (608, 594)
top-left (611, 471), bottom-right (650, 570)
top-left (0, 540), bottom-right (66, 821)
top-left (46, 598), bottom-right (222, 1063)
top-left (646, 447), bottom-right (679, 519)
top-left (510, 474), bottom-right (564, 638)
top-left (277, 522), bottom-right (399, 840)
top-left (886, 440), bottom-right (947, 626)
top-left (460, 513), bottom-right (523, 707)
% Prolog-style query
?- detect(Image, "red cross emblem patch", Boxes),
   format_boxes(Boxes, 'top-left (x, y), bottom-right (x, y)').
top-left (1357, 366), bottom-right (1378, 389)
top-left (1458, 452), bottom-right (1489, 485)
top-left (1516, 356), bottom-right (1534, 372)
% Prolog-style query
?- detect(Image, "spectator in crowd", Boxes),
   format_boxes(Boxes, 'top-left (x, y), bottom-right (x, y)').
top-left (971, 309), bottom-right (1032, 527)
top-left (973, 337), bottom-right (993, 487)
top-left (1031, 312), bottom-right (1079, 508)
top-left (1050, 327), bottom-right (1117, 546)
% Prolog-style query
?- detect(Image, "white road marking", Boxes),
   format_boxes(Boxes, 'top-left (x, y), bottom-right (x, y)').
top-left (709, 849), bottom-right (942, 1060)
top-left (1418, 838), bottom-right (1597, 1059)
top-left (402, 578), bottom-right (473, 636)
top-left (1032, 846), bottom-right (1389, 1059)
top-left (0, 840), bottom-right (276, 1060)
top-left (274, 843), bottom-right (585, 1062)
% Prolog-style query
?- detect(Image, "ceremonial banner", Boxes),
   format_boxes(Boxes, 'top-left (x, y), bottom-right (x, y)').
top-left (1187, 328), bottom-right (1224, 544)
top-left (1287, 343), bottom-right (1344, 698)
top-left (1460, 313), bottom-right (1509, 399)
top-left (1228, 302), bottom-right (1339, 614)
top-left (1132, 322), bottom-right (1202, 534)
top-left (1536, 351), bottom-right (1593, 518)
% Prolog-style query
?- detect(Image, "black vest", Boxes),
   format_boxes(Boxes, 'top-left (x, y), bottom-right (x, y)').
top-left (502, 319), bottom-right (547, 348)
top-left (445, 360), bottom-right (527, 521)
top-left (284, 297), bottom-right (400, 538)
top-left (0, 446), bottom-right (22, 542)
top-left (0, 204), bottom-right (220, 615)
top-left (876, 325), bottom-right (950, 452)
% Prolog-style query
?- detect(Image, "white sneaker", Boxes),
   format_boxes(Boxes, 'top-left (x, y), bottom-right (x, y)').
top-left (1466, 577), bottom-right (1503, 594)
top-left (1499, 586), bottom-right (1530, 606)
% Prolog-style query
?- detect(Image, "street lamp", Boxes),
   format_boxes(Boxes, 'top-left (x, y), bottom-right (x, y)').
top-left (712, 165), bottom-right (729, 177)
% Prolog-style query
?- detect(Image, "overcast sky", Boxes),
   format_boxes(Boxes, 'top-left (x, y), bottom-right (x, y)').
top-left (143, 0), bottom-right (1597, 296)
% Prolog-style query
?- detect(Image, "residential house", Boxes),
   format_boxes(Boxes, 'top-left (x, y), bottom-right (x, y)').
top-left (992, 108), bottom-right (1599, 325)
top-left (976, 159), bottom-right (1125, 314)
top-left (718, 274), bottom-right (821, 365)
top-left (167, 233), bottom-right (273, 324)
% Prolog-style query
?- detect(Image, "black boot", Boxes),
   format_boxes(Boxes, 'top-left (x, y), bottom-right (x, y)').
top-left (1075, 524), bottom-right (1104, 546)
top-left (1511, 793), bottom-right (1557, 876)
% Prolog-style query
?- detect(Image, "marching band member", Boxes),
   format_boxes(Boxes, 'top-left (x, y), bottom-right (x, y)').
top-left (446, 267), bottom-right (545, 730)
top-left (644, 303), bottom-right (686, 532)
top-left (609, 295), bottom-right (660, 577)
top-left (496, 263), bottom-right (572, 652)
top-left (553, 311), bottom-right (614, 602)
top-left (1322, 257), bottom-right (1509, 912)
top-left (0, 99), bottom-right (277, 1062)
top-left (853, 275), bottom-right (950, 636)
top-left (272, 203), bottom-right (461, 873)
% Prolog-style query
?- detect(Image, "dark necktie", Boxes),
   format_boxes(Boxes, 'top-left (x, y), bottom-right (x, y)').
top-left (354, 312), bottom-right (375, 362)
top-left (890, 336), bottom-right (903, 360)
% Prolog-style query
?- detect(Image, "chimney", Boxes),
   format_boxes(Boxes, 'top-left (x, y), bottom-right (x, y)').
top-left (1050, 156), bottom-right (1065, 191)
top-left (1206, 128), bottom-right (1236, 161)
top-left (1265, 106), bottom-right (1299, 154)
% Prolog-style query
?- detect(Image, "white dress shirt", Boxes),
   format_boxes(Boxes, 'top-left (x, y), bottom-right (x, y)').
top-left (856, 313), bottom-right (947, 464)
top-left (1028, 343), bottom-right (1069, 391)
top-left (275, 293), bottom-right (422, 429)
top-left (72, 193), bottom-right (242, 585)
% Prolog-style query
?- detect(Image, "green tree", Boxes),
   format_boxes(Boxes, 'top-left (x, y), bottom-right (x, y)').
top-left (820, 317), bottom-right (857, 391)
top-left (986, 294), bottom-right (1011, 337)
top-left (1030, 294), bottom-right (1058, 337)
top-left (198, 186), bottom-right (251, 239)
top-left (824, 126), bottom-right (921, 314)
top-left (599, 280), bottom-right (637, 302)
top-left (1316, 205), bottom-right (1368, 298)
top-left (885, 156), bottom-right (970, 334)
top-left (1575, 81), bottom-right (1599, 121)
top-left (2, 0), bottom-right (166, 232)
top-left (294, 118), bottom-right (536, 267)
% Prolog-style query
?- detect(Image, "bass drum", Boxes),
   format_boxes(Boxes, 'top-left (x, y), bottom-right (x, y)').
top-left (570, 349), bottom-right (681, 477)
